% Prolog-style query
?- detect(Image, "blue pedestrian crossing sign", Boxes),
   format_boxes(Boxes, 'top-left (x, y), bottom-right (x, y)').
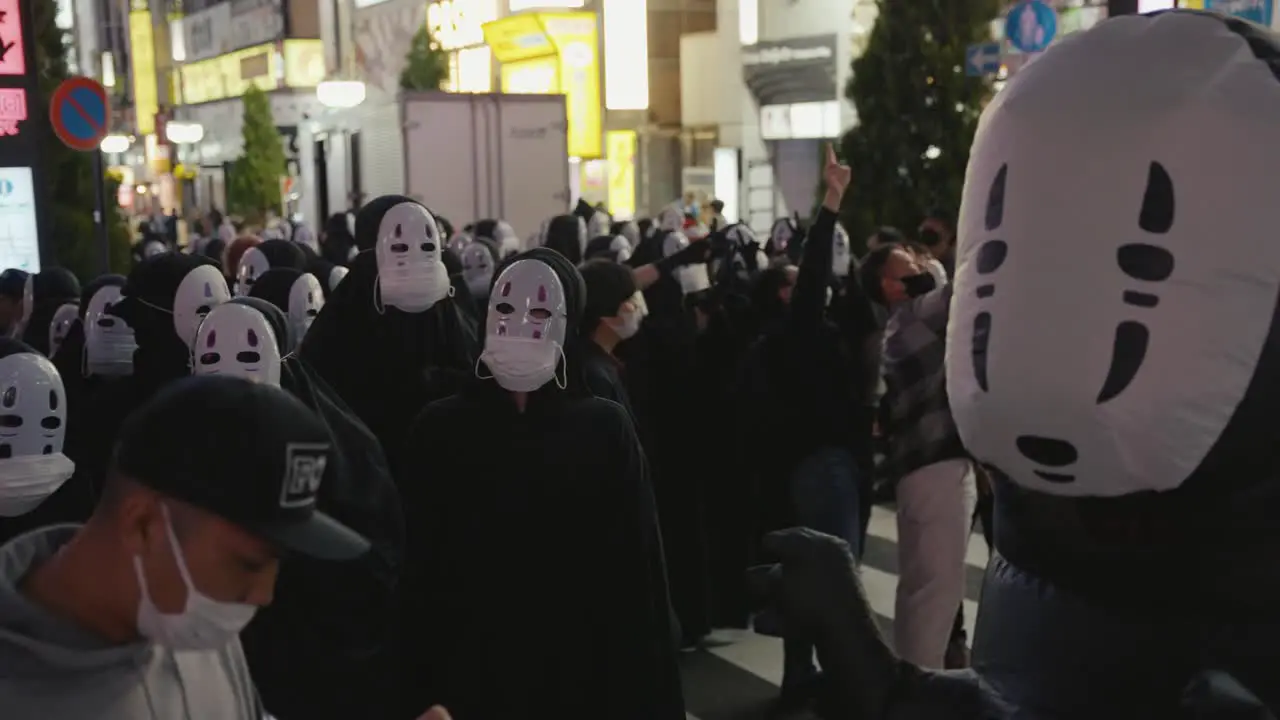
top-left (966, 43), bottom-right (1002, 77)
top-left (1006, 0), bottom-right (1058, 54)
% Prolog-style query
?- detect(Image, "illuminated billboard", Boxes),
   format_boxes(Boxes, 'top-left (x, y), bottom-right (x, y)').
top-left (129, 10), bottom-right (158, 135)
top-left (0, 166), bottom-right (39, 271)
top-left (484, 12), bottom-right (602, 158)
top-left (605, 130), bottom-right (635, 218)
top-left (180, 39), bottom-right (324, 105)
top-left (602, 0), bottom-right (647, 110)
top-left (0, 0), bottom-right (26, 76)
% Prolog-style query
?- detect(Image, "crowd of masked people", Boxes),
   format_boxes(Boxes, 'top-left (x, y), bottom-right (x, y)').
top-left (0, 146), bottom-right (982, 719)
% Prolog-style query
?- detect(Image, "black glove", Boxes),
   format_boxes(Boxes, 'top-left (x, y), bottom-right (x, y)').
top-left (760, 528), bottom-right (1012, 720)
top-left (742, 241), bottom-right (763, 273)
top-left (655, 239), bottom-right (712, 276)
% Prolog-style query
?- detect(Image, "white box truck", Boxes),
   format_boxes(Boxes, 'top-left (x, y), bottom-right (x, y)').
top-left (402, 92), bottom-right (571, 241)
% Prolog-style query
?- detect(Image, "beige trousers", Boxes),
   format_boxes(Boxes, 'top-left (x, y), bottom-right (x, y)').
top-left (893, 457), bottom-right (977, 668)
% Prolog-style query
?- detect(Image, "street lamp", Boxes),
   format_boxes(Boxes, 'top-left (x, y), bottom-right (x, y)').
top-left (316, 79), bottom-right (367, 109)
top-left (100, 134), bottom-right (131, 154)
top-left (165, 121), bottom-right (205, 144)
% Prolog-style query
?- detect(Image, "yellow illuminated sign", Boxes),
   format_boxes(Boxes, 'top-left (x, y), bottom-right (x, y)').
top-left (486, 12), bottom-right (601, 158)
top-left (606, 130), bottom-right (635, 218)
top-left (483, 13), bottom-right (553, 63)
top-left (129, 11), bottom-right (158, 135)
top-left (501, 56), bottom-right (558, 93)
top-left (283, 40), bottom-right (326, 88)
top-left (179, 40), bottom-right (325, 106)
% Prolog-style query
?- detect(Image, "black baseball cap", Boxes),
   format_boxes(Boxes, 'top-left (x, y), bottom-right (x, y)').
top-left (113, 375), bottom-right (370, 561)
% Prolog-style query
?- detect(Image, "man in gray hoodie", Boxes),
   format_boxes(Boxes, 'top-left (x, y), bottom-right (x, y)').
top-left (0, 375), bottom-right (370, 719)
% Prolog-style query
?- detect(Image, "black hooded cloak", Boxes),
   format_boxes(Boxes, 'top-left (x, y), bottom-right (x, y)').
top-left (297, 247), bottom-right (478, 471)
top-left (22, 268), bottom-right (81, 357)
top-left (222, 298), bottom-right (405, 720)
top-left (399, 247), bottom-right (684, 719)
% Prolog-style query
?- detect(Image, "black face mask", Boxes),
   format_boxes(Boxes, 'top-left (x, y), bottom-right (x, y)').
top-left (918, 228), bottom-right (943, 247)
top-left (901, 272), bottom-right (938, 298)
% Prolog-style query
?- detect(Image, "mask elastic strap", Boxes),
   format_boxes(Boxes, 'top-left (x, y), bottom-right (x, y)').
top-left (81, 345), bottom-right (89, 379)
top-left (373, 275), bottom-right (386, 316)
top-left (135, 297), bottom-right (175, 316)
top-left (474, 354), bottom-right (493, 381)
top-left (158, 504), bottom-right (199, 603)
top-left (554, 345), bottom-right (567, 390)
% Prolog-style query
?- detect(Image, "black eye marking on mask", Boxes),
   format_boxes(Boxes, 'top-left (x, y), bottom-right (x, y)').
top-left (47, 390), bottom-right (57, 411)
top-left (1098, 162), bottom-right (1171, 401)
top-left (971, 165), bottom-right (1008, 389)
top-left (1138, 162), bottom-right (1174, 234)
top-left (1, 386), bottom-right (14, 408)
top-left (971, 311), bottom-right (991, 392)
top-left (1098, 320), bottom-right (1148, 404)
top-left (394, 224), bottom-right (402, 238)
top-left (984, 164), bottom-right (1008, 232)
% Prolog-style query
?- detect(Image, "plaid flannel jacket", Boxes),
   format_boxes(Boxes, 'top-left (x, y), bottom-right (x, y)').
top-left (880, 284), bottom-right (966, 479)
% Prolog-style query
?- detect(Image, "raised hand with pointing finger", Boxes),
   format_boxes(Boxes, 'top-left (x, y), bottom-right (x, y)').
top-left (822, 143), bottom-right (853, 212)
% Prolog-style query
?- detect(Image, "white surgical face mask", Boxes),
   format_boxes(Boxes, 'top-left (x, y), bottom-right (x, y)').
top-left (374, 202), bottom-right (454, 313)
top-left (135, 504), bottom-right (258, 651)
top-left (477, 336), bottom-right (566, 392)
top-left (612, 310), bottom-right (642, 340)
top-left (0, 454), bottom-right (75, 517)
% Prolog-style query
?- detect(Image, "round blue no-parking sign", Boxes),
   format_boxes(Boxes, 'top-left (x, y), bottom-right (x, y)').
top-left (1006, 0), bottom-right (1058, 54)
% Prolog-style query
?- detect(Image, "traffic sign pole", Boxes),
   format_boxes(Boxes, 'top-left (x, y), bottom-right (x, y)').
top-left (48, 76), bottom-right (112, 274)
top-left (91, 150), bottom-right (108, 275)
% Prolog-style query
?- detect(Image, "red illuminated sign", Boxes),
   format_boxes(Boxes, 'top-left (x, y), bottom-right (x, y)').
top-left (0, 0), bottom-right (24, 76)
top-left (0, 87), bottom-right (25, 136)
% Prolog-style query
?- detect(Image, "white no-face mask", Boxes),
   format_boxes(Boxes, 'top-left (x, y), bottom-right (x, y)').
top-left (134, 504), bottom-right (258, 651)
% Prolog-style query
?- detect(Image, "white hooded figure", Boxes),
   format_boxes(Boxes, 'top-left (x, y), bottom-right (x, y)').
top-left (477, 258), bottom-right (568, 392)
top-left (173, 265), bottom-right (232, 350)
top-left (461, 242), bottom-right (497, 299)
top-left (286, 272), bottom-right (325, 348)
top-left (82, 285), bottom-right (136, 377)
top-left (448, 232), bottom-right (473, 256)
top-left (662, 231), bottom-right (711, 294)
top-left (192, 303), bottom-right (282, 387)
top-left (832, 223), bottom-right (852, 278)
top-left (609, 235), bottom-right (633, 264)
top-left (657, 202), bottom-right (685, 232)
top-left (235, 246), bottom-right (271, 297)
top-left (0, 352), bottom-right (74, 517)
top-left (617, 221), bottom-right (640, 249)
top-left (587, 211), bottom-right (611, 240)
top-left (47, 303), bottom-right (80, 359)
top-left (328, 266), bottom-right (349, 292)
top-left (374, 201), bottom-right (453, 313)
top-left (494, 221), bottom-right (522, 258)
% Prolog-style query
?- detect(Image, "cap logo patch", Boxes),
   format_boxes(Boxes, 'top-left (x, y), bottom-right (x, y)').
top-left (280, 442), bottom-right (329, 508)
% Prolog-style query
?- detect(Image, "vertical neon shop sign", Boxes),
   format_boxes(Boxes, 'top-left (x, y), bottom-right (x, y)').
top-left (0, 0), bottom-right (28, 136)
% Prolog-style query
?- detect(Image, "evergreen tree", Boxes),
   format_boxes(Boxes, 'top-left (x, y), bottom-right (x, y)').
top-left (227, 85), bottom-right (286, 225)
top-left (399, 25), bottom-right (449, 91)
top-left (838, 0), bottom-right (1000, 254)
top-left (32, 0), bottom-right (130, 279)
